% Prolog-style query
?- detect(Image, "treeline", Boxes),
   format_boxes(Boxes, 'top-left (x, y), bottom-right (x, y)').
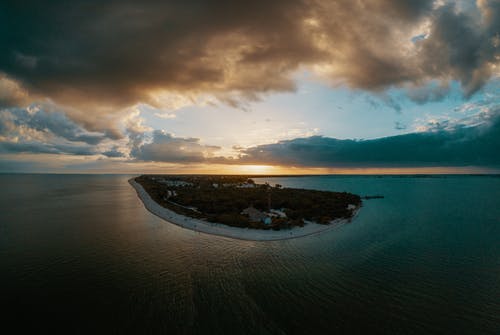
top-left (135, 175), bottom-right (361, 230)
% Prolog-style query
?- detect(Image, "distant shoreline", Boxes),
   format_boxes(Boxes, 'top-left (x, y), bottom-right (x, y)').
top-left (129, 178), bottom-right (360, 241)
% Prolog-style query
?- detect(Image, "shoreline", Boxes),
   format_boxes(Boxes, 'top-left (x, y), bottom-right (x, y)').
top-left (129, 178), bottom-right (360, 241)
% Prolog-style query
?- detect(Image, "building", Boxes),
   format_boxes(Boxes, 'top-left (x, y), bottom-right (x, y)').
top-left (241, 206), bottom-right (272, 224)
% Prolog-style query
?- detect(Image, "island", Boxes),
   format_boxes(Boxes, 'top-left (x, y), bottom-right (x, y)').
top-left (130, 175), bottom-right (362, 241)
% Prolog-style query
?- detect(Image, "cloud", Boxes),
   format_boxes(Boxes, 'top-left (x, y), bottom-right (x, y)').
top-left (0, 0), bottom-right (498, 115)
top-left (0, 104), bottom-right (118, 156)
top-left (102, 147), bottom-right (126, 158)
top-left (0, 74), bottom-right (29, 107)
top-left (0, 0), bottom-right (312, 110)
top-left (1, 1), bottom-right (499, 171)
top-left (154, 112), bottom-right (176, 119)
top-left (131, 130), bottom-right (222, 163)
top-left (414, 1), bottom-right (500, 97)
top-left (14, 52), bottom-right (38, 69)
top-left (394, 121), bottom-right (407, 130)
top-left (0, 141), bottom-right (96, 156)
top-left (237, 108), bottom-right (500, 167)
top-left (126, 104), bottom-right (500, 167)
top-left (2, 101), bottom-right (499, 169)
top-left (406, 81), bottom-right (451, 104)
top-left (0, 105), bottom-right (109, 144)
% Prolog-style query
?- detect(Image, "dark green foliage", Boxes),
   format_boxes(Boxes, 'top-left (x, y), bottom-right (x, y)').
top-left (135, 175), bottom-right (362, 230)
top-left (214, 213), bottom-right (249, 228)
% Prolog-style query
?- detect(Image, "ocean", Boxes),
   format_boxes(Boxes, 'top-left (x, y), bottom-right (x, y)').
top-left (1, 174), bottom-right (499, 334)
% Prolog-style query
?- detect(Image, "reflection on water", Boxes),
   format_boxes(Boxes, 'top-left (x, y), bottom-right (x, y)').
top-left (1, 174), bottom-right (499, 334)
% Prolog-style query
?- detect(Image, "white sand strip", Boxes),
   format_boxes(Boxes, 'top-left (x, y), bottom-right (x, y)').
top-left (129, 178), bottom-right (360, 241)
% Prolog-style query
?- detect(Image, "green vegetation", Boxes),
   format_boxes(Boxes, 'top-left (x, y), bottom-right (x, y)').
top-left (135, 175), bottom-right (361, 230)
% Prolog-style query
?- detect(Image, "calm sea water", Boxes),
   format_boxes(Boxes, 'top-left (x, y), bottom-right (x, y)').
top-left (1, 174), bottom-right (499, 334)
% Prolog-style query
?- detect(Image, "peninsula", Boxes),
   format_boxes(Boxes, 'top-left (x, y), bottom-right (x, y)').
top-left (130, 175), bottom-right (362, 241)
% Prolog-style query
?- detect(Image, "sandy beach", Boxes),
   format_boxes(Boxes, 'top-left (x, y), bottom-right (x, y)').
top-left (129, 178), bottom-right (360, 241)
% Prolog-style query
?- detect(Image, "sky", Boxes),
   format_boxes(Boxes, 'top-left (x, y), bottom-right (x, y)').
top-left (0, 0), bottom-right (499, 174)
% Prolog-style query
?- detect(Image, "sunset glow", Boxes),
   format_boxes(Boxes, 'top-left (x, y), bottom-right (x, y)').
top-left (2, 2), bottom-right (500, 333)
top-left (0, 1), bottom-right (499, 174)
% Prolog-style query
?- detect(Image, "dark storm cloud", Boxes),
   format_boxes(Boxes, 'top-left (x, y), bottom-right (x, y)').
top-left (131, 130), bottom-right (221, 163)
top-left (237, 110), bottom-right (500, 167)
top-left (415, 1), bottom-right (500, 97)
top-left (0, 0), bottom-right (313, 109)
top-left (0, 0), bottom-right (498, 113)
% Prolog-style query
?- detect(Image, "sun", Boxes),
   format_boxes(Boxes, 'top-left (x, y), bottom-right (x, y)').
top-left (238, 165), bottom-right (274, 174)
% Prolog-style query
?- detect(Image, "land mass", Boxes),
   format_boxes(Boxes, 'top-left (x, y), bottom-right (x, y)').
top-left (131, 175), bottom-right (362, 241)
